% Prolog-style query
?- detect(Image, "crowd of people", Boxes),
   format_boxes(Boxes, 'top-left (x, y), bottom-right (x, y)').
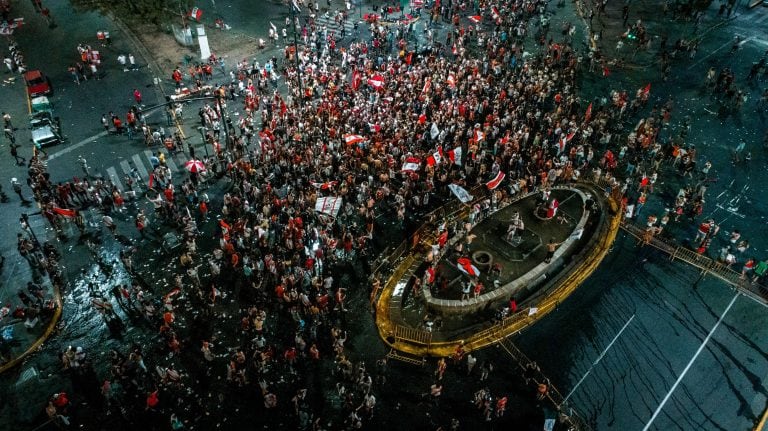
top-left (2, 0), bottom-right (766, 429)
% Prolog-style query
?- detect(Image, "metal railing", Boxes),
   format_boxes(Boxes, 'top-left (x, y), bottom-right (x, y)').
top-left (621, 222), bottom-right (768, 303)
top-left (498, 337), bottom-right (593, 431)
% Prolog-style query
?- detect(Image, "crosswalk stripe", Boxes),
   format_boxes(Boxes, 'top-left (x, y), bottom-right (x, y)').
top-left (120, 160), bottom-right (133, 176)
top-left (164, 155), bottom-right (180, 173)
top-left (106, 167), bottom-right (124, 191)
top-left (132, 154), bottom-right (150, 179)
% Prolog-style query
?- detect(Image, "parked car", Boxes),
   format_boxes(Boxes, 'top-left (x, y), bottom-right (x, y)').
top-left (30, 112), bottom-right (63, 148)
top-left (23, 70), bottom-right (52, 98)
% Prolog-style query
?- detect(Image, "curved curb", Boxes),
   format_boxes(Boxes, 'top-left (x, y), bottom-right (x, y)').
top-left (375, 184), bottom-right (622, 358)
top-left (0, 284), bottom-right (63, 374)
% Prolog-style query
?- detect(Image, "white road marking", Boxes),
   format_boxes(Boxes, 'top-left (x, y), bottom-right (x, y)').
top-left (47, 131), bottom-right (109, 161)
top-left (688, 35), bottom-right (746, 70)
top-left (106, 166), bottom-right (123, 191)
top-left (642, 293), bottom-right (740, 431)
top-left (564, 314), bottom-right (636, 403)
top-left (119, 160), bottom-right (133, 175)
top-left (131, 154), bottom-right (149, 179)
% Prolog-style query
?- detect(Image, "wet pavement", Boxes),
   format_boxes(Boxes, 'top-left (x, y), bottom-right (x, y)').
top-left (0, 0), bottom-right (768, 430)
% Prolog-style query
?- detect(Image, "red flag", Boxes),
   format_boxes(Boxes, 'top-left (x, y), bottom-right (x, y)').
top-left (468, 15), bottom-right (481, 23)
top-left (426, 266), bottom-right (436, 284)
top-left (148, 173), bottom-right (154, 189)
top-left (219, 219), bottom-right (231, 232)
top-left (351, 70), bottom-right (361, 90)
top-left (418, 113), bottom-right (427, 124)
top-left (642, 83), bottom-right (651, 96)
top-left (584, 102), bottom-right (593, 122)
top-left (52, 207), bottom-right (76, 218)
top-left (602, 66), bottom-right (611, 77)
top-left (457, 257), bottom-right (479, 276)
top-left (164, 287), bottom-right (181, 301)
top-left (311, 181), bottom-right (338, 190)
top-left (406, 52), bottom-right (413, 65)
top-left (486, 171), bottom-right (505, 190)
top-left (367, 74), bottom-right (385, 89)
top-left (401, 157), bottom-right (421, 172)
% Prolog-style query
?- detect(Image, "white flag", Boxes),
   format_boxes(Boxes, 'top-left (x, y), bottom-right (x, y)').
top-left (448, 183), bottom-right (473, 203)
top-left (430, 123), bottom-right (440, 140)
top-left (528, 307), bottom-right (539, 316)
top-left (314, 196), bottom-right (342, 217)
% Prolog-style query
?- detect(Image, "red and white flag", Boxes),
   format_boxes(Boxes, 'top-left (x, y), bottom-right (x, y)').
top-left (367, 74), bottom-right (385, 88)
top-left (311, 181), bottom-right (339, 190)
top-left (426, 148), bottom-right (444, 166)
top-left (486, 171), bottom-right (505, 190)
top-left (557, 131), bottom-right (576, 154)
top-left (401, 157), bottom-right (421, 172)
top-left (642, 83), bottom-right (651, 97)
top-left (422, 77), bottom-right (431, 94)
top-left (491, 6), bottom-right (500, 20)
top-left (446, 73), bottom-right (456, 88)
top-left (315, 196), bottom-right (343, 217)
top-left (473, 129), bottom-right (485, 143)
top-left (457, 257), bottom-right (480, 277)
top-left (369, 123), bottom-right (381, 133)
top-left (451, 44), bottom-right (458, 55)
top-left (448, 146), bottom-right (462, 166)
top-left (351, 70), bottom-right (362, 90)
top-left (344, 134), bottom-right (366, 146)
top-left (188, 7), bottom-right (203, 21)
top-left (468, 15), bottom-right (482, 23)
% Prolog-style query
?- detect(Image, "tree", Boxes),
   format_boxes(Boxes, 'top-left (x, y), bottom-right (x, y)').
top-left (71, 0), bottom-right (194, 25)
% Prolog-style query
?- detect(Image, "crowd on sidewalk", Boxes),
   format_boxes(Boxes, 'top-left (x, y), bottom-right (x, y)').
top-left (2, 0), bottom-right (765, 429)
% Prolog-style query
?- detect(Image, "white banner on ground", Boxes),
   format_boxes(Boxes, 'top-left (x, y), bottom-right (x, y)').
top-left (197, 25), bottom-right (211, 60)
top-left (315, 196), bottom-right (343, 217)
top-left (448, 183), bottom-right (473, 203)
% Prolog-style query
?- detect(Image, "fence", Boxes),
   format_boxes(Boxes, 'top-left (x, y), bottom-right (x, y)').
top-left (621, 222), bottom-right (768, 303)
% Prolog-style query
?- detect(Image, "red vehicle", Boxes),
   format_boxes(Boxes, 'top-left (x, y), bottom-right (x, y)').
top-left (23, 70), bottom-right (52, 98)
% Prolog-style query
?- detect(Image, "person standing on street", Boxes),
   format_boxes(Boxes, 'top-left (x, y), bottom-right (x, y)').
top-left (11, 177), bottom-right (30, 203)
top-left (133, 88), bottom-right (142, 105)
top-left (10, 142), bottom-right (25, 165)
top-left (2, 112), bottom-right (12, 130)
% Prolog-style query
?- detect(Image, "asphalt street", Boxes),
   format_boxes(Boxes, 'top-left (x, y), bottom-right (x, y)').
top-left (0, 0), bottom-right (767, 430)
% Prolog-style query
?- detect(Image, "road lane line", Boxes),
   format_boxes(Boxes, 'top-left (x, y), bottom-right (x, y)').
top-left (642, 293), bottom-right (739, 431)
top-left (47, 111), bottom-right (158, 161)
top-left (47, 131), bottom-right (109, 161)
top-left (687, 35), bottom-right (745, 70)
top-left (564, 314), bottom-right (635, 403)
